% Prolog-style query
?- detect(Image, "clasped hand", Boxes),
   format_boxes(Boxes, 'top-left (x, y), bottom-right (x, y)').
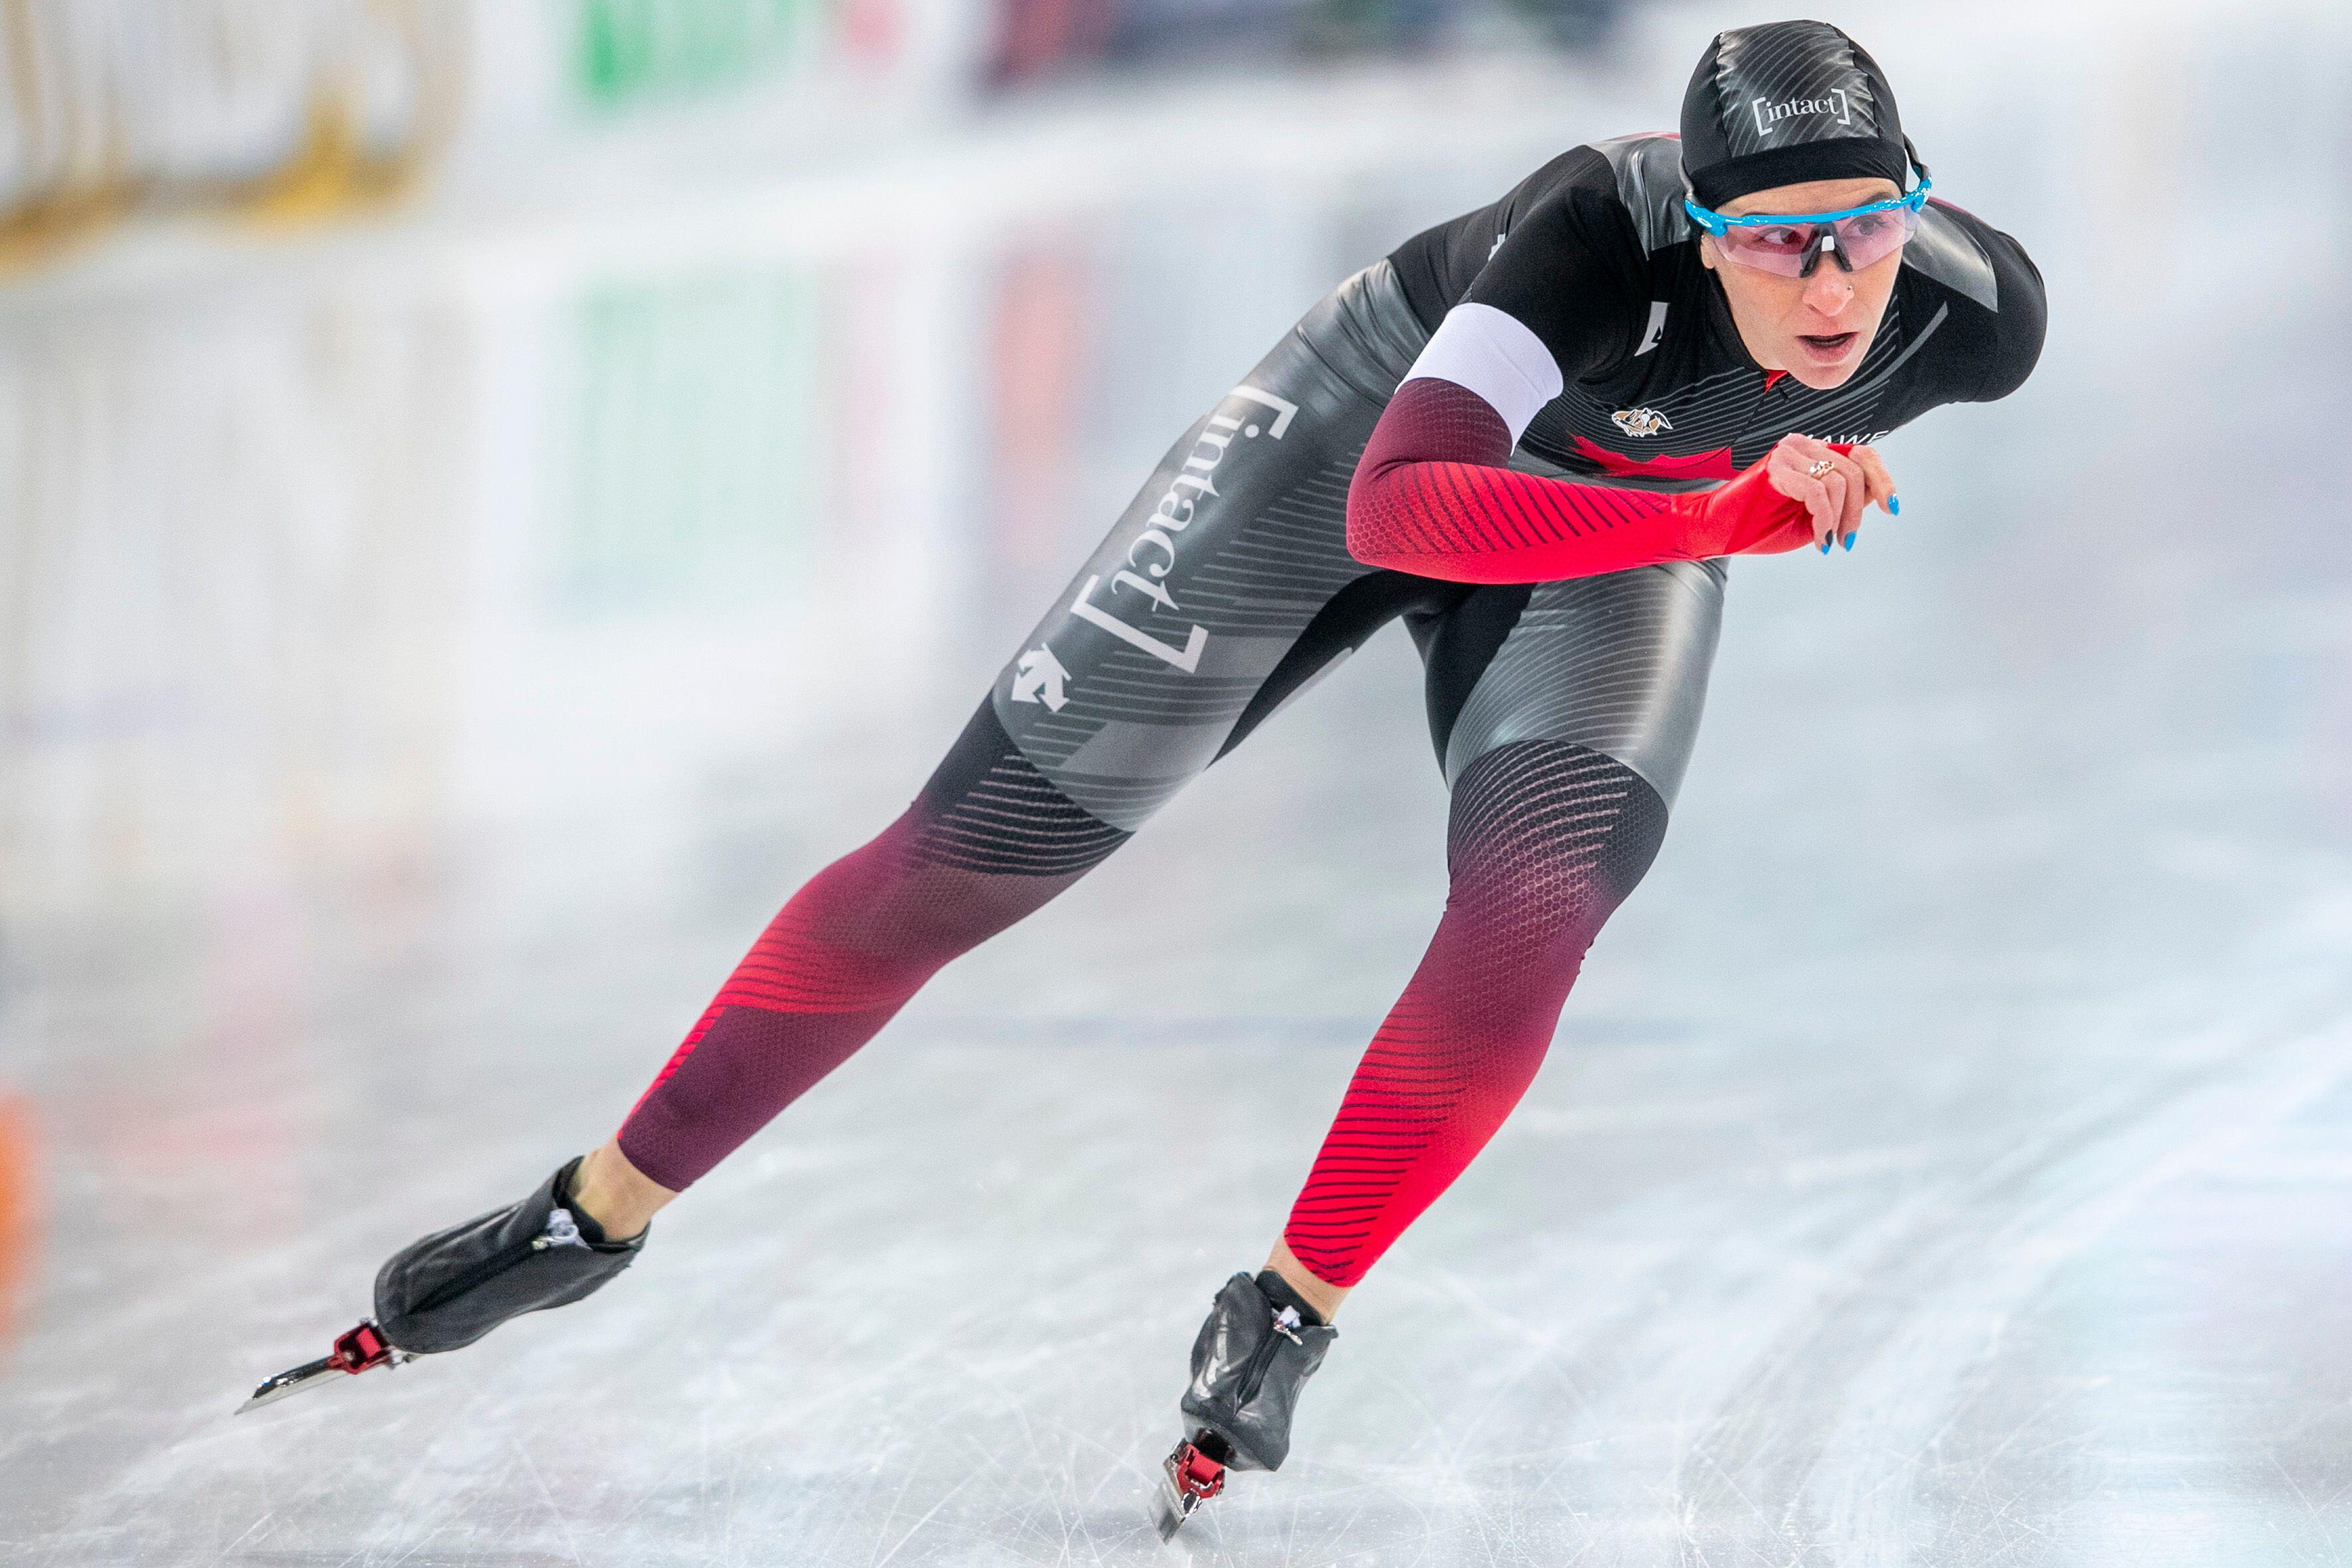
top-left (1764, 433), bottom-right (1898, 552)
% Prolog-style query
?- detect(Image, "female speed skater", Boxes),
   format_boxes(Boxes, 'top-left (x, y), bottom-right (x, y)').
top-left (244, 18), bottom-right (2045, 1537)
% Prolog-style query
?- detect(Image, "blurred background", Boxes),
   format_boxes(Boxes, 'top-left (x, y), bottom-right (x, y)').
top-left (2, 1), bottom-right (2351, 1564)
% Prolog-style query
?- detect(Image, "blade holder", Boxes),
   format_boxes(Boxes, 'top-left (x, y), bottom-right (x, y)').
top-left (329, 1322), bottom-right (394, 1375)
top-left (1169, 1439), bottom-right (1226, 1502)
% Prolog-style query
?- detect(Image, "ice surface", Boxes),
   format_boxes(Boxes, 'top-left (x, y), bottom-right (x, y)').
top-left (4, 7), bottom-right (2352, 1565)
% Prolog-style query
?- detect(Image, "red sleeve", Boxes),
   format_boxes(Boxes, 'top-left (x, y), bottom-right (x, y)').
top-left (1345, 378), bottom-right (1824, 584)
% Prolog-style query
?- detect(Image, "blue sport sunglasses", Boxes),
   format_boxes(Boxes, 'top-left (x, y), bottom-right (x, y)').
top-left (1683, 177), bottom-right (1933, 277)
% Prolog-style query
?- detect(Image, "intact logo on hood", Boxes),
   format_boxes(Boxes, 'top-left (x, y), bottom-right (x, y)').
top-left (1752, 88), bottom-right (1853, 140)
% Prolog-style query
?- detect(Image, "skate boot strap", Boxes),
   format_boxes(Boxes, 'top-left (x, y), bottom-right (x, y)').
top-left (1253, 1269), bottom-right (1326, 1332)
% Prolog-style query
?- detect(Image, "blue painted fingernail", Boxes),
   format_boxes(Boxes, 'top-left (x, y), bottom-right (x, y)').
top-left (1820, 537), bottom-right (1831, 554)
top-left (1842, 530), bottom-right (1856, 551)
top-left (1888, 495), bottom-right (1901, 516)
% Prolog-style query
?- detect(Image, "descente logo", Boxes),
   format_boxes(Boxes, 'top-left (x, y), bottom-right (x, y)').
top-left (1752, 87), bottom-right (1853, 139)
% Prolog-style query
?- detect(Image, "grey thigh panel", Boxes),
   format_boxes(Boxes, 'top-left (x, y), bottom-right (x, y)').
top-left (1441, 558), bottom-right (1727, 810)
top-left (990, 262), bottom-right (1429, 830)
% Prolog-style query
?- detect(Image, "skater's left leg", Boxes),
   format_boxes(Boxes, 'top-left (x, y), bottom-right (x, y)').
top-left (1161, 561), bottom-right (1724, 1516)
top-left (1277, 556), bottom-right (1729, 1306)
top-left (1276, 736), bottom-right (1669, 1300)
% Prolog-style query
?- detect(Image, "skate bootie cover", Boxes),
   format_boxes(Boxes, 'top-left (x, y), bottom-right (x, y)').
top-left (373, 1158), bottom-right (645, 1354)
top-left (1179, 1271), bottom-right (1337, 1472)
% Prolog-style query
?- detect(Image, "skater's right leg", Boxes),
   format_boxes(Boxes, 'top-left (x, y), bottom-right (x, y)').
top-left (566, 1138), bottom-right (669, 1241)
top-left (288, 703), bottom-right (1129, 1379)
top-left (611, 700), bottom-right (1130, 1196)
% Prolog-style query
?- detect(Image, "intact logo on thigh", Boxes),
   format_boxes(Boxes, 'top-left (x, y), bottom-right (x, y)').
top-left (1013, 384), bottom-right (1301, 701)
top-left (1612, 407), bottom-right (1672, 438)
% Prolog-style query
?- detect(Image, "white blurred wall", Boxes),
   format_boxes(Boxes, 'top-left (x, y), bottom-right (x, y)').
top-left (0, 0), bottom-right (2347, 930)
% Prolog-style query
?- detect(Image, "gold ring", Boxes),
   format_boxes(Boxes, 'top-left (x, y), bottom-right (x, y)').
top-left (1806, 457), bottom-right (1836, 479)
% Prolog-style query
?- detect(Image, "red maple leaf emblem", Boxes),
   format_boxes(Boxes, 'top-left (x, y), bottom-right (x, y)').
top-left (1571, 435), bottom-right (1739, 481)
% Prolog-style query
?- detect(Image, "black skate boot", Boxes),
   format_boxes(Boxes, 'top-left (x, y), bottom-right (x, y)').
top-left (238, 1157), bottom-right (645, 1413)
top-left (1153, 1270), bottom-right (1337, 1539)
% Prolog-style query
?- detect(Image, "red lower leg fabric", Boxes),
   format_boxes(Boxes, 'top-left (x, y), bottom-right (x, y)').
top-left (1345, 377), bottom-right (1830, 584)
top-left (1283, 740), bottom-right (1668, 1287)
top-left (616, 708), bottom-right (1125, 1192)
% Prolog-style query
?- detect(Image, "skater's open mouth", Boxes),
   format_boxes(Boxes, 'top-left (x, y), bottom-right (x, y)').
top-left (1796, 331), bottom-right (1859, 363)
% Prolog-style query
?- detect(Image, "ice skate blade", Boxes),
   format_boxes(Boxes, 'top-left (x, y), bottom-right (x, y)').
top-left (236, 1321), bottom-right (405, 1415)
top-left (1151, 1475), bottom-right (1192, 1541)
top-left (1153, 1435), bottom-right (1226, 1541)
top-left (1152, 1476), bottom-right (1194, 1542)
top-left (237, 1356), bottom-right (344, 1414)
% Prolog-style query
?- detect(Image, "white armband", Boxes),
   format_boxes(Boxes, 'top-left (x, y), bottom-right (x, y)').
top-left (1398, 303), bottom-right (1565, 444)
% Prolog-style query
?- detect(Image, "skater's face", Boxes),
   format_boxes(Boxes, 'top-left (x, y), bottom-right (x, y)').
top-left (1699, 177), bottom-right (1906, 391)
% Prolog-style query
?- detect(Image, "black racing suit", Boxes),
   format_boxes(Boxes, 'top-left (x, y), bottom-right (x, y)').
top-left (615, 131), bottom-right (2046, 1291)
